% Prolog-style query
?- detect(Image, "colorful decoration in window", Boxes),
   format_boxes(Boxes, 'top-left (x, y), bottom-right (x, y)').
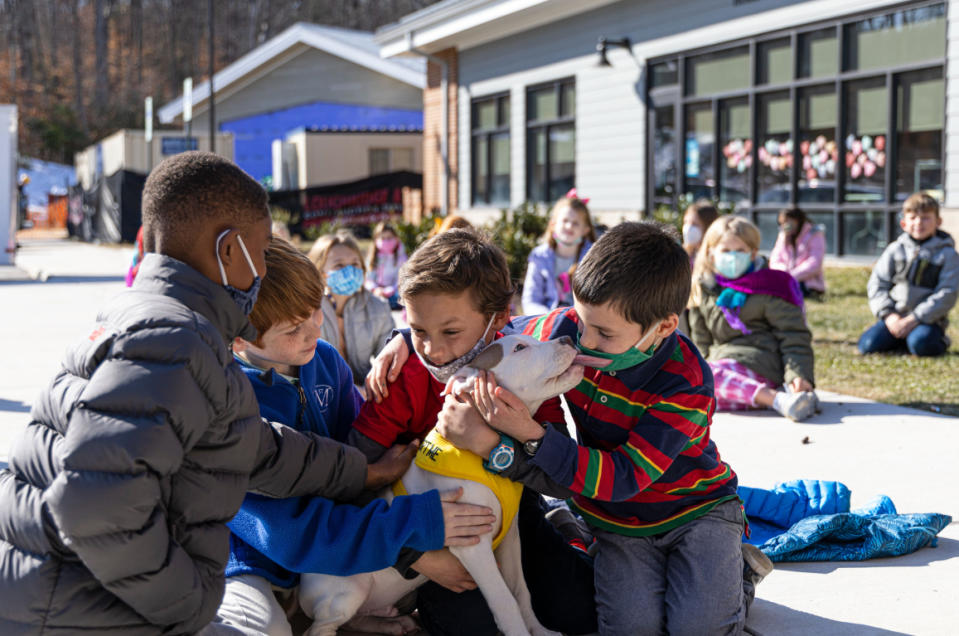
top-left (845, 134), bottom-right (886, 180)
top-left (722, 138), bottom-right (753, 173)
top-left (758, 138), bottom-right (792, 173)
top-left (800, 136), bottom-right (838, 181)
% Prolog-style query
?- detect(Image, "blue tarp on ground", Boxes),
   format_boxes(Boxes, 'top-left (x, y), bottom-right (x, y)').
top-left (740, 480), bottom-right (952, 562)
top-left (219, 101), bottom-right (423, 183)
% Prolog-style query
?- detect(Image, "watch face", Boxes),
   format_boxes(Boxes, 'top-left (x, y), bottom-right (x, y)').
top-left (491, 444), bottom-right (514, 470)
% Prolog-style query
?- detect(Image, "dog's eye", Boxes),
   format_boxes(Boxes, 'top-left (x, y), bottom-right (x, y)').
top-left (514, 344), bottom-right (526, 352)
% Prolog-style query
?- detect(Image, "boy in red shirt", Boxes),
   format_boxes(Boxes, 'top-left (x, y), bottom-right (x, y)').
top-left (349, 229), bottom-right (596, 635)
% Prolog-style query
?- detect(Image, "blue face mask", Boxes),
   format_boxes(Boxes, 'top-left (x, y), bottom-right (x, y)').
top-left (714, 250), bottom-right (753, 280)
top-left (327, 265), bottom-right (365, 296)
top-left (216, 229), bottom-right (261, 316)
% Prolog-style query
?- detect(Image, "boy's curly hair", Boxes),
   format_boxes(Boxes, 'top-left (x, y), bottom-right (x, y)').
top-left (400, 228), bottom-right (513, 316)
top-left (573, 221), bottom-right (689, 329)
top-left (141, 151), bottom-right (268, 252)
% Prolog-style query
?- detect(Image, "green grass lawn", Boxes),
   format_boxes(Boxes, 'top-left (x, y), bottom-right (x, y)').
top-left (810, 267), bottom-right (959, 415)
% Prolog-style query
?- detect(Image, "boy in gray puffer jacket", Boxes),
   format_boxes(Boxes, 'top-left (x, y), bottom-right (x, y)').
top-left (859, 192), bottom-right (959, 357)
top-left (0, 152), bottom-right (414, 635)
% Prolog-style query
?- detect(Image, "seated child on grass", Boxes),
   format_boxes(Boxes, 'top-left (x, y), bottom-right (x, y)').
top-left (688, 215), bottom-right (819, 422)
top-left (0, 151), bottom-right (400, 634)
top-left (351, 228), bottom-right (598, 636)
top-left (217, 237), bottom-right (495, 635)
top-left (858, 192), bottom-right (959, 357)
top-left (372, 222), bottom-right (772, 634)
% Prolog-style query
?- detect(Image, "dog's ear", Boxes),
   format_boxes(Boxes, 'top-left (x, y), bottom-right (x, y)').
top-left (470, 342), bottom-right (504, 371)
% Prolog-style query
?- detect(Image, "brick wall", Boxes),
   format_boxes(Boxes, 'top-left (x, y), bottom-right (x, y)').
top-left (422, 48), bottom-right (458, 215)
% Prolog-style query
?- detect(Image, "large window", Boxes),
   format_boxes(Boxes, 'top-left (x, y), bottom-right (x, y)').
top-left (527, 79), bottom-right (575, 203)
top-left (647, 1), bottom-right (946, 255)
top-left (471, 94), bottom-right (511, 206)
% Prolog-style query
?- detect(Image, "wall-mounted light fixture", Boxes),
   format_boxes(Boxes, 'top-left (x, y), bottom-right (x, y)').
top-left (596, 36), bottom-right (632, 67)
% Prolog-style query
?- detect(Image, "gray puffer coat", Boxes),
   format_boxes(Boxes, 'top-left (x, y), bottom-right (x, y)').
top-left (0, 254), bottom-right (367, 635)
top-left (867, 229), bottom-right (959, 329)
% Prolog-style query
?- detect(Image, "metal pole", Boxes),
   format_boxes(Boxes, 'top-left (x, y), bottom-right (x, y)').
top-left (208, 0), bottom-right (215, 153)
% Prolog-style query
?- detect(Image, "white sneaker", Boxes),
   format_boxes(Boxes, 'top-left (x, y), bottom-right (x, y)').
top-left (773, 391), bottom-right (817, 421)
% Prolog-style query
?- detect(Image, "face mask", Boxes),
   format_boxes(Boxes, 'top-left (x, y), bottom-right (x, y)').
top-left (376, 237), bottom-right (399, 253)
top-left (416, 315), bottom-right (495, 384)
top-left (553, 231), bottom-right (583, 247)
top-left (216, 229), bottom-right (261, 316)
top-left (682, 223), bottom-right (703, 246)
top-left (713, 250), bottom-right (753, 280)
top-left (575, 322), bottom-right (660, 372)
top-left (327, 265), bottom-right (365, 296)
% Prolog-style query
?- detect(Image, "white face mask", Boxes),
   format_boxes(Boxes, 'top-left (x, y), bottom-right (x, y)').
top-left (682, 223), bottom-right (703, 246)
top-left (416, 315), bottom-right (496, 384)
top-left (215, 229), bottom-right (261, 316)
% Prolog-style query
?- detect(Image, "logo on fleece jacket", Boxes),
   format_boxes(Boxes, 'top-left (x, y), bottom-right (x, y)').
top-left (313, 385), bottom-right (334, 410)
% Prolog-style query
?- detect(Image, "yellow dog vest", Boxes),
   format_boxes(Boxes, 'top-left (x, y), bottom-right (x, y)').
top-left (392, 430), bottom-right (523, 549)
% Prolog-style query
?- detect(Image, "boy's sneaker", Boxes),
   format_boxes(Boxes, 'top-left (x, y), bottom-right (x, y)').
top-left (772, 391), bottom-right (817, 421)
top-left (545, 506), bottom-right (596, 556)
top-left (742, 543), bottom-right (774, 608)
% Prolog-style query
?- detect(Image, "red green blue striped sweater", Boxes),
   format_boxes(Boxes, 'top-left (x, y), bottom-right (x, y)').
top-left (504, 307), bottom-right (741, 537)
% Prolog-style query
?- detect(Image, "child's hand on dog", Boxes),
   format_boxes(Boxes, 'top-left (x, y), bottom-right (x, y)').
top-left (436, 394), bottom-right (500, 457)
top-left (364, 440), bottom-right (419, 489)
top-left (411, 548), bottom-right (478, 593)
top-left (470, 371), bottom-right (543, 444)
top-left (439, 487), bottom-right (496, 547)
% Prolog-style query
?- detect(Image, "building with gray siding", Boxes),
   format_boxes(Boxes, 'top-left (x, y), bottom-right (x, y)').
top-left (378, 0), bottom-right (954, 256)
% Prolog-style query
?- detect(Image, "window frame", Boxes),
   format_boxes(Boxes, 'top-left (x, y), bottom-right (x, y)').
top-left (645, 0), bottom-right (946, 255)
top-left (525, 77), bottom-right (576, 203)
top-left (470, 92), bottom-right (511, 206)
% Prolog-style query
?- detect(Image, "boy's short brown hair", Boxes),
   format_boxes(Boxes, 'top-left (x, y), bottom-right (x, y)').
top-left (573, 221), bottom-right (690, 329)
top-left (141, 151), bottom-right (268, 252)
top-left (399, 228), bottom-right (512, 316)
top-left (902, 192), bottom-right (940, 218)
top-left (249, 237), bottom-right (325, 343)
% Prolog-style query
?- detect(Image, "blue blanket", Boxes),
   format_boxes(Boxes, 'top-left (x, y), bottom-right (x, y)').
top-left (739, 480), bottom-right (952, 562)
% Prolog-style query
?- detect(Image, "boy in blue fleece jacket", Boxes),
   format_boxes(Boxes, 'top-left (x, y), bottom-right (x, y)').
top-left (215, 237), bottom-right (495, 635)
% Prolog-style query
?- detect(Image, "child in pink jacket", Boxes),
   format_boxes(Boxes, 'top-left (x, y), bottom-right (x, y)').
top-left (770, 208), bottom-right (826, 297)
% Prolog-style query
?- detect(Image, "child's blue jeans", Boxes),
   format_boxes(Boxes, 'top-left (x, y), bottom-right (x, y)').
top-left (858, 320), bottom-right (948, 357)
top-left (593, 499), bottom-right (747, 636)
top-left (415, 490), bottom-right (597, 635)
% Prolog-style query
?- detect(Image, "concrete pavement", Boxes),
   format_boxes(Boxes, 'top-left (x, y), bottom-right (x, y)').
top-left (1, 237), bottom-right (956, 634)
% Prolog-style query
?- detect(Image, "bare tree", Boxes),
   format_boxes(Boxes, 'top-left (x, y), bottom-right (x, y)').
top-left (94, 0), bottom-right (108, 111)
top-left (72, 0), bottom-right (87, 131)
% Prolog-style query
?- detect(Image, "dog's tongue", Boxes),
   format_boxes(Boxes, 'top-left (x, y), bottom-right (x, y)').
top-left (572, 354), bottom-right (612, 368)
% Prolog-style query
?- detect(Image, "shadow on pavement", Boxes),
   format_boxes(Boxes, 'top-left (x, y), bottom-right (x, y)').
top-left (1, 274), bottom-right (126, 286)
top-left (0, 398), bottom-right (30, 413)
top-left (771, 536), bottom-right (959, 574)
top-left (747, 599), bottom-right (912, 635)
top-left (720, 397), bottom-right (950, 425)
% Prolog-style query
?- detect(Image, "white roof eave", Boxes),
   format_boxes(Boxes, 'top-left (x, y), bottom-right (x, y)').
top-left (375, 0), bottom-right (621, 57)
top-left (159, 22), bottom-right (425, 123)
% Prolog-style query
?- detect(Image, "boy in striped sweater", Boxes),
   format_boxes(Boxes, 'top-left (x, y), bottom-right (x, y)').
top-left (372, 221), bottom-right (770, 634)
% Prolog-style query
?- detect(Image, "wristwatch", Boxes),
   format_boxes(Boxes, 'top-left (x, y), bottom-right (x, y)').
top-left (523, 437), bottom-right (543, 456)
top-left (483, 434), bottom-right (515, 473)
top-left (523, 422), bottom-right (549, 456)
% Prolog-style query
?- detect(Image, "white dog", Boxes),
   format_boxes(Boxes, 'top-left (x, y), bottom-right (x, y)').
top-left (298, 334), bottom-right (587, 636)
